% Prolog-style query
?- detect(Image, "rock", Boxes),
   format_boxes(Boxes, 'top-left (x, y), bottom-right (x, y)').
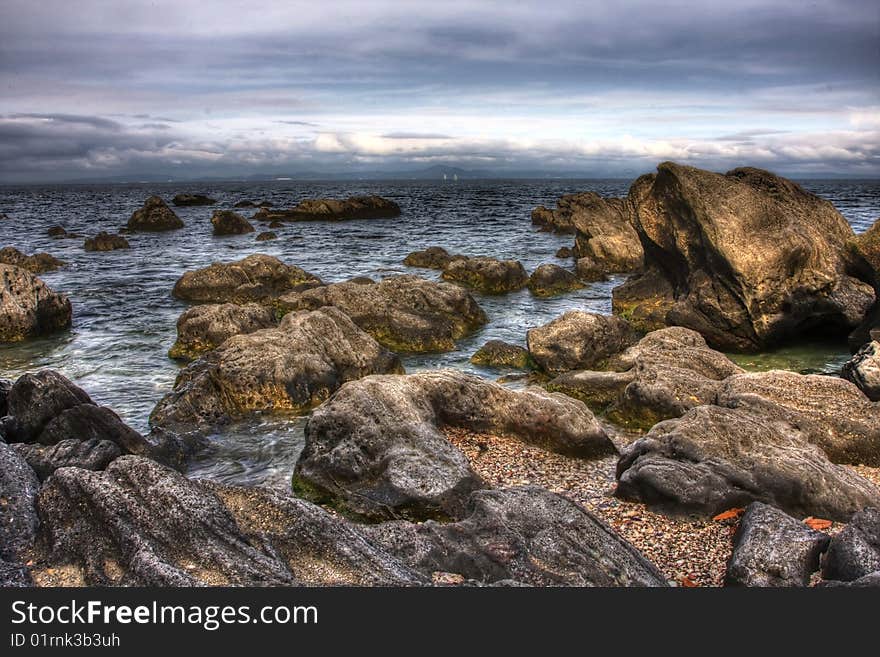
top-left (842, 341), bottom-right (880, 401)
top-left (615, 404), bottom-right (880, 521)
top-left (612, 269), bottom-right (676, 332)
top-left (169, 302), bottom-right (277, 361)
top-left (574, 257), bottom-right (607, 282)
top-left (4, 370), bottom-right (91, 441)
top-left (255, 231), bottom-right (277, 241)
top-left (127, 196), bottom-right (184, 231)
top-left (821, 507), bottom-right (880, 582)
top-left (211, 210), bottom-right (255, 236)
top-left (526, 311), bottom-right (638, 374)
top-left (0, 560), bottom-right (32, 587)
top-left (83, 231), bottom-right (129, 251)
top-left (277, 275), bottom-right (487, 352)
top-left (725, 502), bottom-right (829, 587)
top-left (820, 571), bottom-right (880, 587)
top-left (47, 225), bottom-right (67, 237)
top-left (268, 220), bottom-right (284, 229)
top-left (0, 246), bottom-right (64, 273)
top-left (233, 200), bottom-right (257, 208)
top-left (527, 264), bottom-right (584, 297)
top-left (555, 246), bottom-right (573, 258)
top-left (13, 439), bottom-right (121, 480)
top-left (0, 378), bottom-right (10, 416)
top-left (569, 192), bottom-right (644, 273)
top-left (363, 487), bottom-right (667, 586)
top-left (172, 254), bottom-right (321, 305)
top-left (716, 370), bottom-right (880, 466)
top-left (172, 193), bottom-right (216, 206)
top-left (150, 307), bottom-right (403, 434)
top-left (442, 257), bottom-right (529, 294)
top-left (852, 218), bottom-right (880, 273)
top-left (0, 213), bottom-right (8, 221)
top-left (253, 195), bottom-right (401, 222)
top-left (614, 163), bottom-right (875, 350)
top-left (850, 304), bottom-right (880, 352)
top-left (0, 265), bottom-right (71, 342)
top-left (0, 442), bottom-right (39, 562)
top-left (530, 201), bottom-right (575, 233)
top-left (470, 340), bottom-right (532, 369)
top-left (403, 246), bottom-right (465, 269)
top-left (294, 370), bottom-right (615, 521)
top-left (548, 327), bottom-right (744, 429)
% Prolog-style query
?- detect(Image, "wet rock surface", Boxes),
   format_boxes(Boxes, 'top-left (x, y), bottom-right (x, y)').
top-left (0, 246), bottom-right (64, 273)
top-left (403, 246), bottom-right (466, 270)
top-left (84, 231), bottom-right (130, 251)
top-left (253, 195), bottom-right (400, 222)
top-left (127, 196), bottom-right (184, 232)
top-left (442, 256), bottom-right (529, 294)
top-left (0, 265), bottom-right (71, 342)
top-left (211, 210), bottom-right (255, 236)
top-left (172, 193), bottom-right (216, 207)
top-left (169, 302), bottom-right (277, 361)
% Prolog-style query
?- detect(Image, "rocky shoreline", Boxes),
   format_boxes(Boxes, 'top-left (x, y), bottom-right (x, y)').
top-left (2, 168), bottom-right (880, 588)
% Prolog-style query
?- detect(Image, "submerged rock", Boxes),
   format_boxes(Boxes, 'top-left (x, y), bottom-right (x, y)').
top-left (363, 487), bottom-right (667, 586)
top-left (725, 502), bottom-right (829, 587)
top-left (278, 275), bottom-right (487, 352)
top-left (169, 302), bottom-right (277, 361)
top-left (127, 196), bottom-right (184, 232)
top-left (47, 225), bottom-right (68, 238)
top-left (294, 370), bottom-right (615, 521)
top-left (211, 210), bottom-right (255, 236)
top-left (0, 246), bottom-right (64, 273)
top-left (150, 307), bottom-right (403, 434)
top-left (470, 340), bottom-right (532, 369)
top-left (255, 231), bottom-right (277, 241)
top-left (0, 265), bottom-right (71, 342)
top-left (613, 163), bottom-right (875, 350)
top-left (615, 404), bottom-right (880, 521)
top-left (442, 257), bottom-right (529, 294)
top-left (526, 311), bottom-right (638, 374)
top-left (172, 254), bottom-right (321, 305)
top-left (84, 231), bottom-right (129, 252)
top-left (253, 195), bottom-right (401, 222)
top-left (821, 507), bottom-right (880, 582)
top-left (172, 193), bottom-right (216, 206)
top-left (403, 246), bottom-right (465, 270)
top-left (527, 264), bottom-right (584, 297)
top-left (842, 340), bottom-right (880, 401)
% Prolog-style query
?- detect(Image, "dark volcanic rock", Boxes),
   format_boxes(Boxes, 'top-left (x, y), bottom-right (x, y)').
top-left (5, 370), bottom-right (91, 441)
top-left (13, 439), bottom-right (121, 480)
top-left (211, 210), bottom-right (255, 236)
top-left (526, 311), bottom-right (638, 374)
top-left (442, 256), bottom-right (529, 294)
top-left (403, 246), bottom-right (466, 270)
top-left (253, 195), bottom-right (401, 222)
top-left (172, 193), bottom-right (216, 206)
top-left (172, 254), bottom-right (321, 305)
top-left (0, 442), bottom-right (40, 562)
top-left (364, 487), bottom-right (667, 586)
top-left (0, 246), bottom-right (64, 273)
top-left (0, 265), bottom-right (71, 342)
top-left (255, 231), bottom-right (277, 241)
top-left (725, 502), bottom-right (829, 587)
top-left (615, 404), bottom-right (880, 521)
top-left (84, 231), bottom-right (130, 252)
top-left (277, 274), bottom-right (487, 352)
top-left (842, 340), bottom-right (880, 401)
top-left (169, 302), bottom-right (277, 361)
top-left (127, 196), bottom-right (184, 231)
top-left (294, 370), bottom-right (615, 521)
top-left (821, 507), bottom-right (880, 582)
top-left (613, 163), bottom-right (875, 350)
top-left (150, 307), bottom-right (403, 434)
top-left (470, 340), bottom-right (532, 369)
top-left (527, 264), bottom-right (584, 297)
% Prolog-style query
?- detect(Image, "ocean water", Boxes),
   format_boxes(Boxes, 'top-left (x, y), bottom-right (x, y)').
top-left (0, 178), bottom-right (877, 488)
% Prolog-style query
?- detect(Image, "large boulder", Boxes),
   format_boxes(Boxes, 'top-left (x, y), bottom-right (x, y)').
top-left (0, 246), bottom-right (64, 273)
top-left (526, 311), bottom-right (638, 374)
top-left (716, 370), bottom-right (880, 466)
top-left (0, 265), bottom-right (71, 341)
top-left (172, 193), bottom-right (216, 206)
top-left (211, 210), bottom-right (255, 236)
top-left (724, 502), bottom-right (829, 587)
top-left (842, 340), bottom-right (880, 401)
top-left (363, 487), bottom-right (667, 586)
top-left (278, 275), bottom-right (487, 352)
top-left (612, 163), bottom-right (875, 350)
top-left (0, 442), bottom-right (39, 562)
top-left (253, 195), bottom-right (400, 222)
top-left (294, 370), bottom-right (615, 521)
top-left (569, 192), bottom-right (644, 273)
top-left (615, 404), bottom-right (880, 521)
top-left (527, 264), bottom-right (584, 297)
top-left (821, 507), bottom-right (880, 582)
top-left (127, 196), bottom-right (184, 231)
top-left (84, 231), bottom-right (129, 252)
top-left (403, 246), bottom-right (465, 270)
top-left (169, 302), bottom-right (277, 361)
top-left (442, 257), bottom-right (529, 294)
top-left (150, 307), bottom-right (403, 434)
top-left (172, 254), bottom-right (321, 305)
top-left (13, 439), bottom-right (120, 480)
top-left (548, 327), bottom-right (744, 429)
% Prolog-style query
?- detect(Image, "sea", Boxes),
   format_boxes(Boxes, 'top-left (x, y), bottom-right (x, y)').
top-left (1, 178), bottom-right (877, 488)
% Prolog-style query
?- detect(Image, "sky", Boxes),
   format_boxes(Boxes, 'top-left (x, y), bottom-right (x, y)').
top-left (1, 0), bottom-right (878, 182)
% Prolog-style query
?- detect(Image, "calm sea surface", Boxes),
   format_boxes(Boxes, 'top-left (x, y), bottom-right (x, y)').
top-left (1, 178), bottom-right (877, 487)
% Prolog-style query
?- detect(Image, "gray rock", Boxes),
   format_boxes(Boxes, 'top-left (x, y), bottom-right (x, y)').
top-left (725, 502), bottom-right (829, 587)
top-left (526, 311), bottom-right (638, 374)
top-left (169, 302), bottom-right (277, 361)
top-left (821, 507), bottom-right (880, 582)
top-left (0, 442), bottom-right (39, 562)
top-left (0, 265), bottom-right (72, 342)
top-left (0, 559), bottom-right (33, 587)
top-left (820, 571), bottom-right (880, 587)
top-left (5, 370), bottom-right (92, 442)
top-left (842, 341), bottom-right (880, 401)
top-left (13, 439), bottom-right (121, 480)
top-left (127, 196), bottom-right (184, 231)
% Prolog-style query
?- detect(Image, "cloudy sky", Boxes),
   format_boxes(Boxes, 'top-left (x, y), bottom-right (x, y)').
top-left (1, 0), bottom-right (878, 182)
